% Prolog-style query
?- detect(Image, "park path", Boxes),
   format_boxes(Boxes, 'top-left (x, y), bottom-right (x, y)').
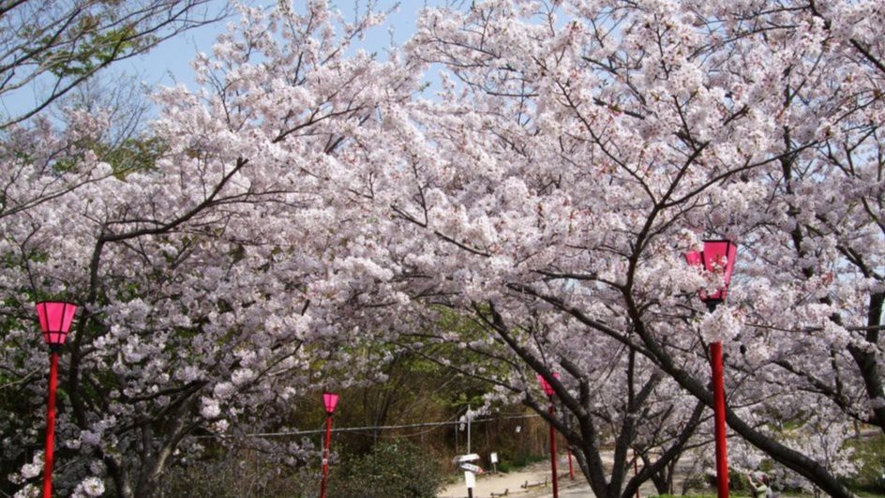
top-left (437, 457), bottom-right (591, 498)
top-left (437, 455), bottom-right (669, 498)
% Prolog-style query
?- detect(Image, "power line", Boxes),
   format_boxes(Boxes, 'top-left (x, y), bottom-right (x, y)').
top-left (198, 412), bottom-right (542, 439)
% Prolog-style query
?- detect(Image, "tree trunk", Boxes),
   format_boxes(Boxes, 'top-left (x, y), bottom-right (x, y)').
top-left (650, 342), bottom-right (857, 498)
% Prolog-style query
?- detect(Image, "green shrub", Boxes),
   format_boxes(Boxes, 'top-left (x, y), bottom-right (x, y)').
top-left (329, 439), bottom-right (445, 498)
top-left (496, 454), bottom-right (546, 473)
top-left (648, 495), bottom-right (717, 498)
top-left (158, 449), bottom-right (316, 498)
top-left (846, 432), bottom-right (885, 495)
top-left (647, 495), bottom-right (722, 498)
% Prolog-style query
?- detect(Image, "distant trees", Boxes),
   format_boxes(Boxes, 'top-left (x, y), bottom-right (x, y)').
top-left (0, 0), bottom-right (227, 129)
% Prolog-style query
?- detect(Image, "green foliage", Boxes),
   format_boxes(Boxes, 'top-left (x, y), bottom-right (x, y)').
top-left (0, 0), bottom-right (221, 130)
top-left (52, 135), bottom-right (166, 176)
top-left (329, 440), bottom-right (446, 498)
top-left (97, 136), bottom-right (167, 177)
top-left (649, 495), bottom-right (722, 498)
top-left (158, 448), bottom-right (316, 498)
top-left (34, 21), bottom-right (150, 78)
top-left (845, 432), bottom-right (885, 494)
top-left (495, 454), bottom-right (545, 473)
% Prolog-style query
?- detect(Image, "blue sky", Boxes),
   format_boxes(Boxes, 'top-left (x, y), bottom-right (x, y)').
top-left (127, 1), bottom-right (442, 93)
top-left (0, 1), bottom-right (443, 121)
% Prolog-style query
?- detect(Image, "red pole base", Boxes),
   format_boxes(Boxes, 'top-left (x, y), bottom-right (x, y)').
top-left (711, 342), bottom-right (729, 498)
top-left (319, 415), bottom-right (333, 498)
top-left (43, 352), bottom-right (59, 498)
top-left (549, 403), bottom-right (558, 498)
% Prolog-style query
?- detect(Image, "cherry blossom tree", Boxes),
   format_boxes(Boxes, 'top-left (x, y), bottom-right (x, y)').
top-left (2, 1), bottom-right (883, 498)
top-left (328, 0), bottom-right (885, 497)
top-left (1, 2), bottom-right (421, 497)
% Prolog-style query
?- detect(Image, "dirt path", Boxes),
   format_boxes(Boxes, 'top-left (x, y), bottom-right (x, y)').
top-left (437, 459), bottom-right (591, 498)
top-left (437, 455), bottom-right (672, 498)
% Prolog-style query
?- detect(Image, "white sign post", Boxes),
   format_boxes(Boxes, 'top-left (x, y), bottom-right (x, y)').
top-left (490, 452), bottom-right (498, 474)
top-left (453, 453), bottom-right (480, 464)
top-left (464, 470), bottom-right (476, 498)
top-left (455, 454), bottom-right (482, 498)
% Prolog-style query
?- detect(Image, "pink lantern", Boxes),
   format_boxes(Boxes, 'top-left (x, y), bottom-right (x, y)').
top-left (685, 240), bottom-right (737, 303)
top-left (320, 392), bottom-right (340, 498)
top-left (323, 392), bottom-right (340, 415)
top-left (35, 300), bottom-right (77, 498)
top-left (685, 240), bottom-right (738, 498)
top-left (537, 372), bottom-right (560, 397)
top-left (36, 301), bottom-right (78, 347)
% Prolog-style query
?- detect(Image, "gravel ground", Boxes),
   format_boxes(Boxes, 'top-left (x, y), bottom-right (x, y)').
top-left (437, 458), bottom-right (591, 498)
top-left (437, 453), bottom-right (677, 498)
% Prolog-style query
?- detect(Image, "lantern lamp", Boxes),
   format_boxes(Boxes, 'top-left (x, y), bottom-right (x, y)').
top-left (685, 240), bottom-right (738, 498)
top-left (685, 240), bottom-right (737, 304)
top-left (323, 392), bottom-right (339, 415)
top-left (320, 392), bottom-right (340, 498)
top-left (36, 301), bottom-right (78, 348)
top-left (537, 372), bottom-right (560, 398)
top-left (35, 300), bottom-right (78, 498)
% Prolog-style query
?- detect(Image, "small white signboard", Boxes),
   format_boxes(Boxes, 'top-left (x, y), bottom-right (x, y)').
top-left (460, 462), bottom-right (483, 473)
top-left (453, 453), bottom-right (481, 464)
top-left (464, 470), bottom-right (476, 489)
top-left (490, 452), bottom-right (498, 464)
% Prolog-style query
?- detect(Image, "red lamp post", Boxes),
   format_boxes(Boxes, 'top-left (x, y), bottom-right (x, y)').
top-left (685, 240), bottom-right (737, 498)
top-left (36, 301), bottom-right (78, 498)
top-left (538, 373), bottom-right (561, 498)
top-left (319, 392), bottom-right (339, 498)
